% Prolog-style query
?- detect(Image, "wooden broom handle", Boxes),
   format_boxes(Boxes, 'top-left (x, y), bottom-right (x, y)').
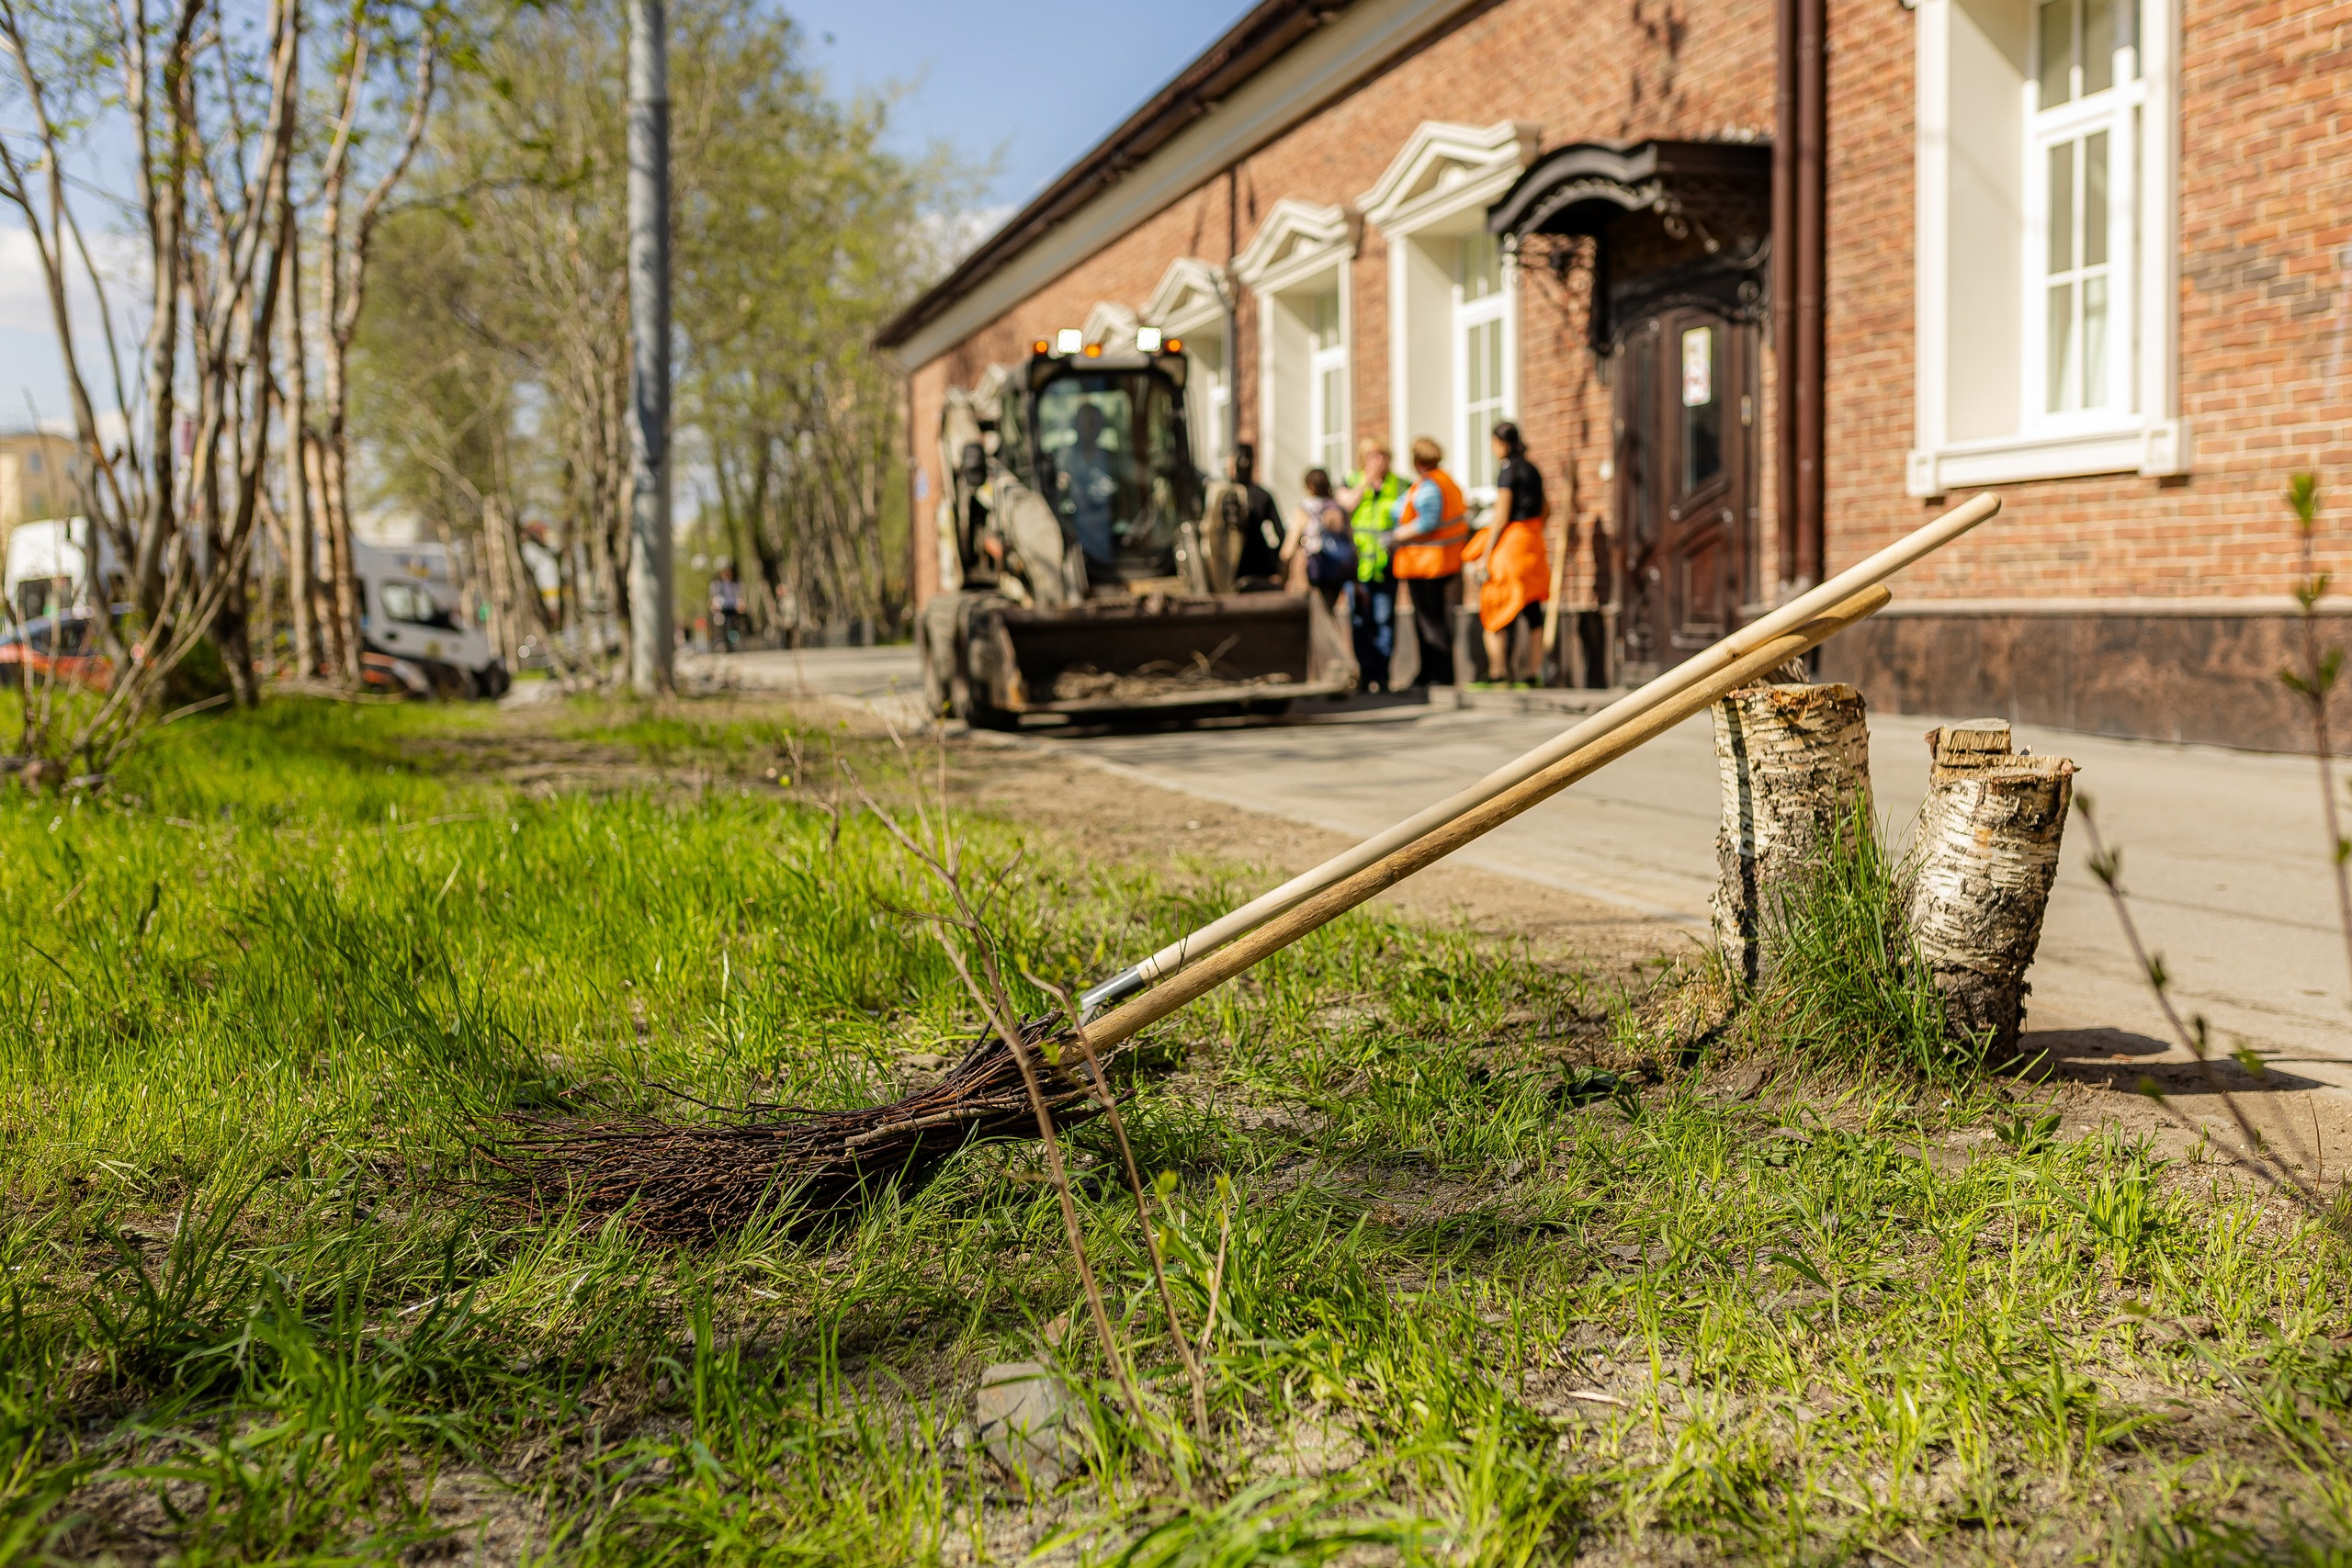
top-left (1081, 494), bottom-right (2000, 1015)
top-left (1081, 583), bottom-right (1894, 1055)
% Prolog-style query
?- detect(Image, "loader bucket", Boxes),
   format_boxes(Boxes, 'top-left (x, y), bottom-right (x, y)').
top-left (976, 592), bottom-right (1352, 717)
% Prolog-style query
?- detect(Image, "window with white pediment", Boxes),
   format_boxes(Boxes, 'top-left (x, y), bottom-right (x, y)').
top-left (1361, 121), bottom-right (1537, 503)
top-left (1234, 200), bottom-right (1357, 508)
top-left (1144, 257), bottom-right (1235, 475)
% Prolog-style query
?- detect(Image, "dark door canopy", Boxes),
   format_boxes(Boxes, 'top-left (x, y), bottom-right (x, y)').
top-left (1487, 139), bottom-right (1772, 352)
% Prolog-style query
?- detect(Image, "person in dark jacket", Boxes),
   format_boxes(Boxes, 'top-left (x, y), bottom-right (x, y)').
top-left (1227, 444), bottom-right (1286, 590)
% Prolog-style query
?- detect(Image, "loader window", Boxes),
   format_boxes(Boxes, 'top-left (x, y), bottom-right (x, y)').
top-left (1034, 371), bottom-right (1191, 575)
top-left (379, 581), bottom-right (458, 631)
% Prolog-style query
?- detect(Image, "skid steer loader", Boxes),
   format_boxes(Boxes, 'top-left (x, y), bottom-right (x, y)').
top-left (916, 333), bottom-right (1352, 728)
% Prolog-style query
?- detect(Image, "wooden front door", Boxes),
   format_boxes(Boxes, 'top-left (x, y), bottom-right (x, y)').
top-left (1612, 306), bottom-right (1756, 678)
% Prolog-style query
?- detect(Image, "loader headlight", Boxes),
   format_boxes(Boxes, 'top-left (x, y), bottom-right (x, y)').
top-left (1055, 328), bottom-right (1082, 355)
top-left (1135, 326), bottom-right (1162, 353)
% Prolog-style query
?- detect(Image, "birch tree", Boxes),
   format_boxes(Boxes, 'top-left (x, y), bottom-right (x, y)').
top-left (1, 0), bottom-right (302, 761)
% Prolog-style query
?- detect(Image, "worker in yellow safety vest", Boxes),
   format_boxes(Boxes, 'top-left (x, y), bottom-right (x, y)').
top-left (1339, 437), bottom-right (1404, 692)
top-left (1387, 435), bottom-right (1468, 687)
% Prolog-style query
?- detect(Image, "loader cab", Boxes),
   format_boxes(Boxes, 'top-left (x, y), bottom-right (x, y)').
top-left (1006, 344), bottom-right (1201, 587)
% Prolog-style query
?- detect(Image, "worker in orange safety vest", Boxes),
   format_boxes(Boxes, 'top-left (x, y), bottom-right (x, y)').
top-left (1385, 435), bottom-right (1469, 686)
top-left (1460, 421), bottom-right (1550, 688)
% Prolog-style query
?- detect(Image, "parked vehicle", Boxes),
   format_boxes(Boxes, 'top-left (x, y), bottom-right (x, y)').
top-left (5, 524), bottom-right (511, 697)
top-left (353, 541), bottom-right (510, 698)
top-left (0, 606), bottom-right (118, 691)
top-left (4, 517), bottom-right (120, 624)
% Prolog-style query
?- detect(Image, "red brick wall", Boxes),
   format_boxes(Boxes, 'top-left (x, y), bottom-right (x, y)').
top-left (909, 360), bottom-right (947, 604)
top-left (905, 0), bottom-right (1781, 610)
top-left (906, 0), bottom-right (2352, 615)
top-left (1825, 0), bottom-right (2352, 601)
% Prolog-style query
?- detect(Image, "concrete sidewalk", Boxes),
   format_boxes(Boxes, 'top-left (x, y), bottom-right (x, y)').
top-left (726, 645), bottom-right (2352, 1089)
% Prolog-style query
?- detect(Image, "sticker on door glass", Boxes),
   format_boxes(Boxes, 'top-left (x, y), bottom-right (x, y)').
top-left (1680, 326), bottom-right (1713, 407)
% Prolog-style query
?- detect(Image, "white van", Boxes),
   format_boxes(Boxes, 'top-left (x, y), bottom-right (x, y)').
top-left (355, 540), bottom-right (510, 698)
top-left (4, 517), bottom-right (118, 622)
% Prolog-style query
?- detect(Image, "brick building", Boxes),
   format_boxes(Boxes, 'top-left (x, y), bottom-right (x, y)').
top-left (0, 430), bottom-right (82, 536)
top-left (878, 0), bottom-right (2349, 750)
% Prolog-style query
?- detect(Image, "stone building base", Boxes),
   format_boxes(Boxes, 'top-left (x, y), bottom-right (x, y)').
top-left (1815, 603), bottom-right (2344, 754)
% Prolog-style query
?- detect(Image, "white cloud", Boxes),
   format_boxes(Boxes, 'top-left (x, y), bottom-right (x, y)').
top-left (0, 218), bottom-right (146, 427)
top-left (0, 224), bottom-right (56, 333)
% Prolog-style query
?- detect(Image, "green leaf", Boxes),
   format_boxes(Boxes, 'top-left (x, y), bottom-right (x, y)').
top-left (1767, 1249), bottom-right (1828, 1289)
top-left (2290, 471), bottom-right (2321, 525)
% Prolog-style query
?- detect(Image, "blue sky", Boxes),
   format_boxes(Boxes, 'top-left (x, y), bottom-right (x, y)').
top-left (789, 0), bottom-right (1252, 208)
top-left (1, 0), bottom-right (1252, 425)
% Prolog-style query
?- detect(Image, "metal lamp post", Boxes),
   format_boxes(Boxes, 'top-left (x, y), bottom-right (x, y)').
top-left (627, 0), bottom-right (673, 694)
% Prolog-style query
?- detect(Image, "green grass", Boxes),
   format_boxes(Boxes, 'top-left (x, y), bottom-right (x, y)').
top-left (1741, 802), bottom-right (1974, 1079)
top-left (0, 694), bottom-right (2348, 1563)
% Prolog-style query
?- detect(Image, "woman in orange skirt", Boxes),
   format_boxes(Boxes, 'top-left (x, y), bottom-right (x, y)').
top-left (1461, 422), bottom-right (1549, 687)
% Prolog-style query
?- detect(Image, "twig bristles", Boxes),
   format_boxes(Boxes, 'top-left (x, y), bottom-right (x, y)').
top-left (1027, 964), bottom-right (1214, 1440)
top-left (2282, 471), bottom-right (2352, 1005)
top-left (848, 738), bottom-right (1141, 1420)
top-left (2060, 475), bottom-right (2352, 1235)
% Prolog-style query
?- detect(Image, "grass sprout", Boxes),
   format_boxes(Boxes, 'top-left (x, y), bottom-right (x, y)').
top-left (1740, 800), bottom-right (1978, 1080)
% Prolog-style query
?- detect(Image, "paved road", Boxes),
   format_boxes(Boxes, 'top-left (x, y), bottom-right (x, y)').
top-left (702, 645), bottom-right (2352, 1084)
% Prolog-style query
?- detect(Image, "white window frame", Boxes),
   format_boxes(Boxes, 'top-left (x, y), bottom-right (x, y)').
top-left (2021, 0), bottom-right (2142, 434)
top-left (1206, 369), bottom-right (1234, 476)
top-left (1453, 231), bottom-right (1509, 494)
top-left (1234, 199), bottom-right (1359, 511)
top-left (1360, 120), bottom-right (1538, 503)
top-left (1309, 291), bottom-right (1350, 481)
top-left (1145, 256), bottom-right (1237, 475)
top-left (1909, 0), bottom-right (2186, 498)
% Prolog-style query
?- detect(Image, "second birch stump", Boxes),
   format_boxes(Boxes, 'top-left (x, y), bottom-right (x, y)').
top-left (1904, 719), bottom-right (2075, 1061)
top-left (1711, 681), bottom-right (1874, 985)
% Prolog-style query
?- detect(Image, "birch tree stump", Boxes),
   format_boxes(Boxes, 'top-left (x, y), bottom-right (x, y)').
top-left (1711, 681), bottom-right (1874, 985)
top-left (1904, 720), bottom-right (2076, 1062)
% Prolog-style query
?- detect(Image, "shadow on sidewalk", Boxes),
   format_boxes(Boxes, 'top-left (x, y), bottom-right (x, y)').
top-left (2016, 1025), bottom-right (2331, 1096)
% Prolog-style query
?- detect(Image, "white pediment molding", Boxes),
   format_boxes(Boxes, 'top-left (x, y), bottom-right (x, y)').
top-left (1080, 299), bottom-right (1140, 348)
top-left (1143, 256), bottom-right (1230, 334)
top-left (1360, 119), bottom-right (1542, 235)
top-left (1231, 198), bottom-right (1360, 295)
